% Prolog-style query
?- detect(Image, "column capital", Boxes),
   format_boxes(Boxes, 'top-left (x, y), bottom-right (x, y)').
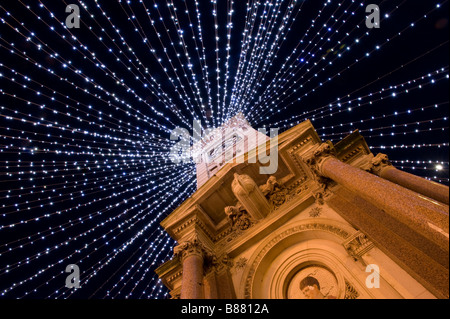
top-left (370, 153), bottom-right (393, 176)
top-left (207, 254), bottom-right (234, 274)
top-left (174, 237), bottom-right (210, 262)
top-left (304, 142), bottom-right (337, 177)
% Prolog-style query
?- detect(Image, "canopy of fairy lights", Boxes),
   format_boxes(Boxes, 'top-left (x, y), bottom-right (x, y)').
top-left (0, 0), bottom-right (448, 299)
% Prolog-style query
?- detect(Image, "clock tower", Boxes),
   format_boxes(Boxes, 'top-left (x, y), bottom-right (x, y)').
top-left (193, 113), bottom-right (270, 189)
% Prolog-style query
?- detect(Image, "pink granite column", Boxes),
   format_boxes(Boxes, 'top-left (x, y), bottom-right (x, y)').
top-left (174, 239), bottom-right (207, 299)
top-left (306, 143), bottom-right (449, 251)
top-left (370, 153), bottom-right (449, 205)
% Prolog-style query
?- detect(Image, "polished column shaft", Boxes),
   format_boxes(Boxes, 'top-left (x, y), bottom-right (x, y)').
top-left (319, 156), bottom-right (449, 251)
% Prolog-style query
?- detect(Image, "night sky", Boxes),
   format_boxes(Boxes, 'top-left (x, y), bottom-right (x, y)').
top-left (0, 0), bottom-right (448, 299)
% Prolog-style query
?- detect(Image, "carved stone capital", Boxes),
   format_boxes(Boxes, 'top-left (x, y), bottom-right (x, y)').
top-left (304, 142), bottom-right (337, 175)
top-left (304, 143), bottom-right (337, 192)
top-left (207, 254), bottom-right (234, 274)
top-left (174, 237), bottom-right (210, 262)
top-left (370, 153), bottom-right (393, 176)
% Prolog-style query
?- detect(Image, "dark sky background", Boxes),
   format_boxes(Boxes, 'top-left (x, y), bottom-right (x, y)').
top-left (0, 0), bottom-right (448, 299)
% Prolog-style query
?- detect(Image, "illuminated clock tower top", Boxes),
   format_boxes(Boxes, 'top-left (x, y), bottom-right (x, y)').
top-left (193, 113), bottom-right (269, 189)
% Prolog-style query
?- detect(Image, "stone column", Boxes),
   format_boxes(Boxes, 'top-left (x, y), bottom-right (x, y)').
top-left (305, 143), bottom-right (449, 251)
top-left (174, 238), bottom-right (208, 299)
top-left (370, 153), bottom-right (449, 205)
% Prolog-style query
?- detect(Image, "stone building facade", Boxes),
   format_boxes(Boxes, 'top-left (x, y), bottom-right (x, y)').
top-left (156, 119), bottom-right (449, 299)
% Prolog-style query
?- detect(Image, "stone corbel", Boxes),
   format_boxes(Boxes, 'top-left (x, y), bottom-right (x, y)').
top-left (231, 173), bottom-right (271, 220)
top-left (342, 231), bottom-right (375, 266)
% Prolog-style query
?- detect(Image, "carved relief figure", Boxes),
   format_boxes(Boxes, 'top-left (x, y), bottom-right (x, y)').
top-left (259, 176), bottom-right (279, 196)
top-left (224, 203), bottom-right (252, 231)
top-left (300, 276), bottom-right (337, 299)
top-left (287, 265), bottom-right (339, 299)
top-left (259, 176), bottom-right (287, 209)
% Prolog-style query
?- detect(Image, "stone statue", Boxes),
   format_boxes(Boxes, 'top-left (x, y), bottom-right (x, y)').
top-left (225, 203), bottom-right (252, 231)
top-left (259, 176), bottom-right (280, 197)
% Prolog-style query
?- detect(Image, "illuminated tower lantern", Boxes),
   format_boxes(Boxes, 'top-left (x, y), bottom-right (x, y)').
top-left (192, 113), bottom-right (271, 189)
top-left (156, 118), bottom-right (449, 299)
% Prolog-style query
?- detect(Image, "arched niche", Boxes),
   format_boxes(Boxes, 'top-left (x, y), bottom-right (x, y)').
top-left (239, 218), bottom-right (371, 299)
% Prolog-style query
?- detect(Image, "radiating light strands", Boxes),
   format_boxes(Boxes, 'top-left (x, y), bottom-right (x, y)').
top-left (0, 0), bottom-right (448, 299)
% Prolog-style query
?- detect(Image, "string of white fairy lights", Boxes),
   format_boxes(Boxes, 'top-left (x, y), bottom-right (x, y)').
top-left (0, 0), bottom-right (447, 299)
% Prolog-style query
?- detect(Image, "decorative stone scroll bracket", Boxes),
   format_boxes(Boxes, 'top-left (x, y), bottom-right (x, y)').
top-left (342, 231), bottom-right (375, 266)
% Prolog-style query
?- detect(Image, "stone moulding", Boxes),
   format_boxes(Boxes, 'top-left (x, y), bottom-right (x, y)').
top-left (339, 145), bottom-right (365, 164)
top-left (172, 215), bottom-right (216, 244)
top-left (167, 270), bottom-right (183, 287)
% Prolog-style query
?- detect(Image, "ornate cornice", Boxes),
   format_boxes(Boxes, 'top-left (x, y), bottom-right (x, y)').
top-left (172, 214), bottom-right (215, 243)
top-left (339, 145), bottom-right (365, 163)
top-left (166, 270), bottom-right (183, 286)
